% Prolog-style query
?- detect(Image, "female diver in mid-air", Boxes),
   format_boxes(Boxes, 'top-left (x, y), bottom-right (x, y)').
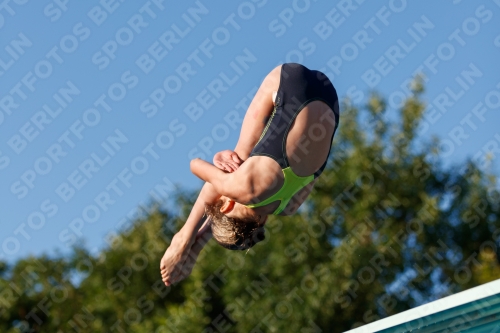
top-left (160, 63), bottom-right (339, 286)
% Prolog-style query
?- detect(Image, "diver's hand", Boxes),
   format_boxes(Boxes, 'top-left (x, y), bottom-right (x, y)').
top-left (160, 231), bottom-right (194, 286)
top-left (213, 150), bottom-right (243, 172)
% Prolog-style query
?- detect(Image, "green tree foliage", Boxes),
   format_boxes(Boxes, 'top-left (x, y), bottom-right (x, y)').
top-left (1, 85), bottom-right (499, 332)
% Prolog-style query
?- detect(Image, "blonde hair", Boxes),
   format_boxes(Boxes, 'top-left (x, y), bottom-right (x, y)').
top-left (205, 199), bottom-right (265, 250)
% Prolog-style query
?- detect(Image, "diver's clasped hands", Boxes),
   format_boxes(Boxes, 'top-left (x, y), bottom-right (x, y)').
top-left (213, 150), bottom-right (243, 173)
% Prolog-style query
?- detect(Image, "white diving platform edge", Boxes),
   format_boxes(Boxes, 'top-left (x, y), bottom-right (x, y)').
top-left (345, 278), bottom-right (500, 333)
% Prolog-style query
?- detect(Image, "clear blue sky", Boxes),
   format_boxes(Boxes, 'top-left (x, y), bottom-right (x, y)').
top-left (1, 0), bottom-right (499, 263)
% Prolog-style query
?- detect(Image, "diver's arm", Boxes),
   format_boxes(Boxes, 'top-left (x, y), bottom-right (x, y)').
top-left (190, 158), bottom-right (250, 203)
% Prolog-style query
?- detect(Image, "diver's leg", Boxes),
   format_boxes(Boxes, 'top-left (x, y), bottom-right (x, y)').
top-left (233, 65), bottom-right (282, 160)
top-left (286, 100), bottom-right (336, 177)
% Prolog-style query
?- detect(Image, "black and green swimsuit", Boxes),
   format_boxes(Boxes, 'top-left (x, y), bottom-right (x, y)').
top-left (245, 63), bottom-right (339, 215)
